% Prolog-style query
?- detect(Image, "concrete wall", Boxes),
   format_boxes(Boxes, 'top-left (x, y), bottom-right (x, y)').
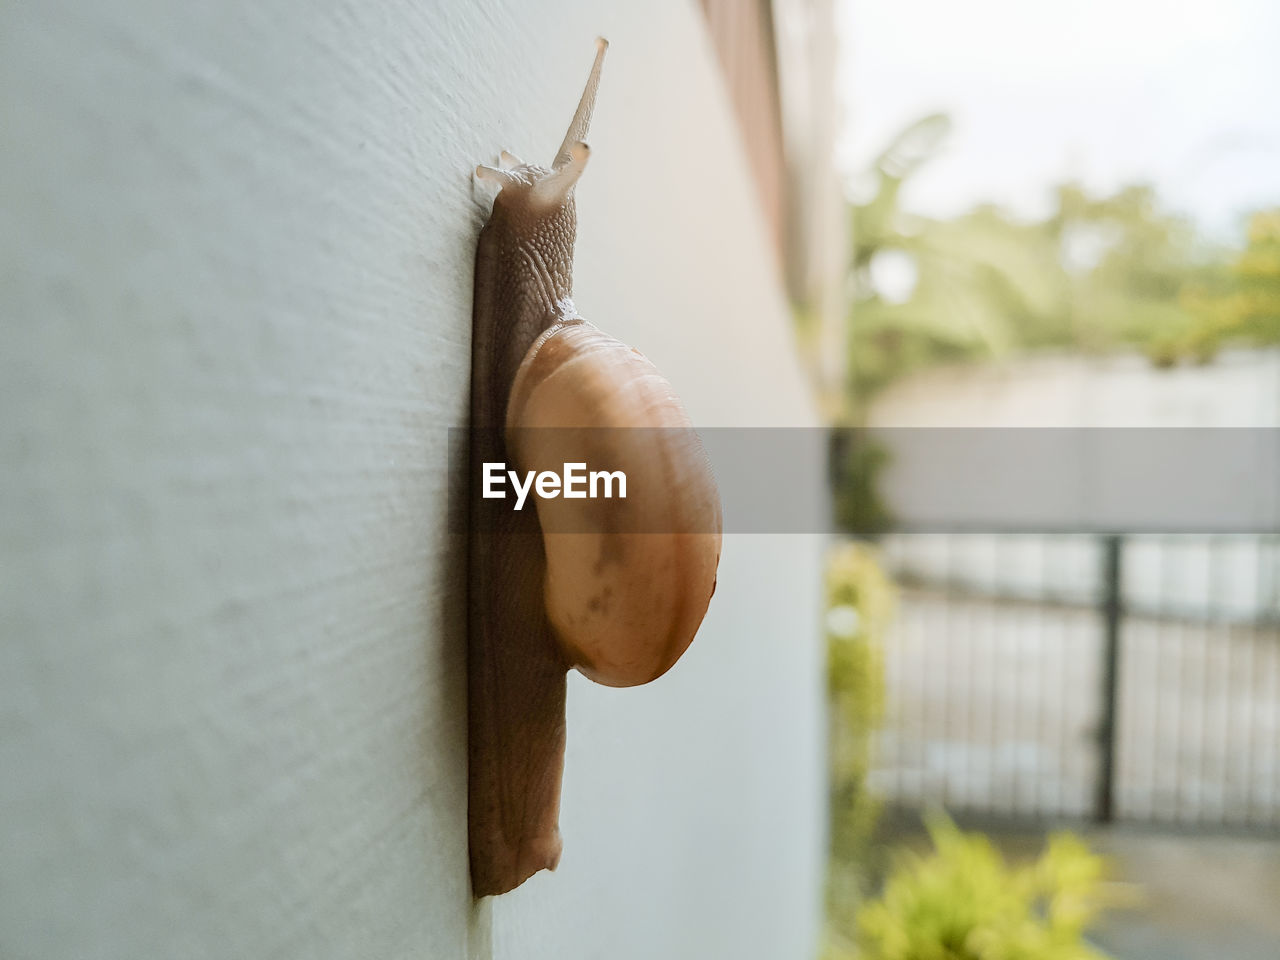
top-left (869, 348), bottom-right (1280, 428)
top-left (1, 2), bottom-right (825, 959)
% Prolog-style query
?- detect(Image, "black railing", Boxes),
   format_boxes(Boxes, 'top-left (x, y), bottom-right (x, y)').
top-left (870, 533), bottom-right (1280, 830)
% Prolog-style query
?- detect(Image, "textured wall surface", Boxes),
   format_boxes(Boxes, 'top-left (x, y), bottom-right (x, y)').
top-left (1, 2), bottom-right (825, 959)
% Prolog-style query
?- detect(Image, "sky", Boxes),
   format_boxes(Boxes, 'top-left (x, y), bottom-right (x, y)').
top-left (836, 0), bottom-right (1280, 240)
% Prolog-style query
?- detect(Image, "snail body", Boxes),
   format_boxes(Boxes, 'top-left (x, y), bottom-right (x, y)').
top-left (467, 41), bottom-right (721, 896)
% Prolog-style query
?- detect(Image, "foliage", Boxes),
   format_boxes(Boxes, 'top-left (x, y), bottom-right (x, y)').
top-left (831, 431), bottom-right (894, 534)
top-left (844, 114), bottom-right (1280, 410)
top-left (1180, 209), bottom-right (1280, 361)
top-left (825, 542), bottom-right (895, 943)
top-left (841, 816), bottom-right (1118, 960)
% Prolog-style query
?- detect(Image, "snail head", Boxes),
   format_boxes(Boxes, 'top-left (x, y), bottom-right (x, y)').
top-left (475, 38), bottom-right (607, 214)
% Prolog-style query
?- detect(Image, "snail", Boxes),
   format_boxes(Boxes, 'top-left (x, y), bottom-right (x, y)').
top-left (467, 38), bottom-right (722, 896)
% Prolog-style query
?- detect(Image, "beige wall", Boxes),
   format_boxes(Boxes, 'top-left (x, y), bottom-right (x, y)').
top-left (0, 2), bottom-right (825, 958)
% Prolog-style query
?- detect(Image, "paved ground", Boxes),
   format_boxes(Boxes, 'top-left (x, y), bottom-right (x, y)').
top-left (874, 814), bottom-right (1280, 960)
top-left (1084, 828), bottom-right (1280, 960)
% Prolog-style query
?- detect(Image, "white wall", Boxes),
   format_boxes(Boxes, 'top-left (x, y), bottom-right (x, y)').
top-left (869, 348), bottom-right (1280, 428)
top-left (1, 2), bottom-right (825, 959)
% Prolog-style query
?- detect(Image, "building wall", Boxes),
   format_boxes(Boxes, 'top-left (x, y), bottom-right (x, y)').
top-left (697, 0), bottom-right (788, 263)
top-left (1, 2), bottom-right (825, 959)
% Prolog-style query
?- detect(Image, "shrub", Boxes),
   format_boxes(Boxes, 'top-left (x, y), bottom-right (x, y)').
top-left (853, 816), bottom-right (1118, 960)
top-left (825, 542), bottom-right (894, 941)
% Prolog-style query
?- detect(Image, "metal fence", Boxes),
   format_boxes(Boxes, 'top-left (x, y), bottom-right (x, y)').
top-left (868, 533), bottom-right (1280, 830)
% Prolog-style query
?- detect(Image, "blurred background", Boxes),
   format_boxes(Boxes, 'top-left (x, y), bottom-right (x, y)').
top-left (705, 0), bottom-right (1280, 956)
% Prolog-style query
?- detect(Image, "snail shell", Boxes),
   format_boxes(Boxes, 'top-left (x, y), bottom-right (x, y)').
top-left (506, 319), bottom-right (722, 687)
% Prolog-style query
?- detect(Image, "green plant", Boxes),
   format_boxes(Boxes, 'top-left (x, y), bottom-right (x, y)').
top-left (831, 433), bottom-right (894, 535)
top-left (825, 542), bottom-right (894, 943)
top-left (851, 816), bottom-right (1120, 960)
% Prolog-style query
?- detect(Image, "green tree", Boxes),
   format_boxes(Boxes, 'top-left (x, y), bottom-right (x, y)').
top-left (843, 117), bottom-right (1273, 409)
top-left (1182, 209), bottom-right (1280, 360)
